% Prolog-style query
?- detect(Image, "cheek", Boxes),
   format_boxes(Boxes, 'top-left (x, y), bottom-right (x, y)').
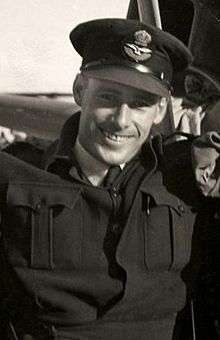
top-left (78, 114), bottom-right (93, 140)
top-left (93, 107), bottom-right (116, 123)
top-left (135, 112), bottom-right (157, 138)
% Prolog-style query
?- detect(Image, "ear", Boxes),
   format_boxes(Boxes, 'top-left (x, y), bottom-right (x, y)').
top-left (72, 73), bottom-right (87, 106)
top-left (153, 97), bottom-right (168, 125)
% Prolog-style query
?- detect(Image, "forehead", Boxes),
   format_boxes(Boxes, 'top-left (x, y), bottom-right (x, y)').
top-left (86, 77), bottom-right (160, 100)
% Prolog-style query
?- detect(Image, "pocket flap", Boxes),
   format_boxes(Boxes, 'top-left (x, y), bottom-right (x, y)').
top-left (7, 181), bottom-right (81, 210)
top-left (141, 188), bottom-right (185, 216)
top-left (140, 171), bottom-right (185, 215)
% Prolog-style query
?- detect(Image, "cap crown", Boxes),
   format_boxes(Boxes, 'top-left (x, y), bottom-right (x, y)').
top-left (70, 19), bottom-right (192, 96)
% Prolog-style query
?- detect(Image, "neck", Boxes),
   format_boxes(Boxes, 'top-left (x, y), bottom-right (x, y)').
top-left (73, 138), bottom-right (109, 186)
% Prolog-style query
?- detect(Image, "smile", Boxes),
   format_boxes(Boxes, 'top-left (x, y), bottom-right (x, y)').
top-left (99, 128), bottom-right (134, 142)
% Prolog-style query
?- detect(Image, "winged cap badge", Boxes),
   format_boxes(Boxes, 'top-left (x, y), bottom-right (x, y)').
top-left (124, 30), bottom-right (152, 62)
top-left (134, 30), bottom-right (152, 46)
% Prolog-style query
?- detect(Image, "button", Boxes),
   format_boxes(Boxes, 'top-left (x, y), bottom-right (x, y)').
top-left (214, 211), bottom-right (220, 220)
top-left (35, 202), bottom-right (41, 211)
top-left (214, 320), bottom-right (220, 335)
top-left (35, 198), bottom-right (46, 212)
top-left (111, 224), bottom-right (119, 232)
top-left (111, 187), bottom-right (118, 197)
top-left (178, 204), bottom-right (185, 214)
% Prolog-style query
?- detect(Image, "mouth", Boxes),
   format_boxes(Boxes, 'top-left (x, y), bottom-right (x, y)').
top-left (99, 127), bottom-right (134, 143)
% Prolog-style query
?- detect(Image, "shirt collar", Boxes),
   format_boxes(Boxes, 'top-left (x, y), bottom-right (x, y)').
top-left (72, 137), bottom-right (125, 186)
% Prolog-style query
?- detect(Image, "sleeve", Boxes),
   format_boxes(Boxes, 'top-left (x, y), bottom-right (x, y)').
top-left (0, 203), bottom-right (12, 339)
top-left (0, 209), bottom-right (5, 337)
top-left (3, 141), bottom-right (44, 168)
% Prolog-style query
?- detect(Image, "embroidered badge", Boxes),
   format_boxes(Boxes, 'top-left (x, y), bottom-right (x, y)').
top-left (134, 30), bottom-right (152, 46)
top-left (124, 30), bottom-right (152, 62)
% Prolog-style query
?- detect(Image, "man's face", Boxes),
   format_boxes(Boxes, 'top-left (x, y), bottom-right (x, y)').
top-left (77, 77), bottom-right (165, 166)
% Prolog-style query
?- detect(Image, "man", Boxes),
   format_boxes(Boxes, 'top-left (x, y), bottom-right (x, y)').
top-left (173, 0), bottom-right (220, 137)
top-left (0, 18), bottom-right (219, 340)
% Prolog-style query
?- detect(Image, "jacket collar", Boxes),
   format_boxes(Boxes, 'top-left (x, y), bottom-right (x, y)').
top-left (44, 112), bottom-right (81, 170)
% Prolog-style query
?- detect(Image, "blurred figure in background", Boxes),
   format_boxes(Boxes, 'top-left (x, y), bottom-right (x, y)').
top-left (173, 0), bottom-right (220, 137)
top-left (0, 126), bottom-right (26, 149)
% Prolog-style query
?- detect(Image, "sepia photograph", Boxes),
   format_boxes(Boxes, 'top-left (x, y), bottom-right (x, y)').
top-left (0, 1), bottom-right (219, 339)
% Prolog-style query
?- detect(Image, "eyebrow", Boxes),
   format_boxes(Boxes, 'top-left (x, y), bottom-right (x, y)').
top-left (98, 87), bottom-right (121, 95)
top-left (135, 94), bottom-right (159, 103)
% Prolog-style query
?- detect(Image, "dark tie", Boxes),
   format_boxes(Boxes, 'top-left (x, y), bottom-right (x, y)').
top-left (103, 165), bottom-right (121, 187)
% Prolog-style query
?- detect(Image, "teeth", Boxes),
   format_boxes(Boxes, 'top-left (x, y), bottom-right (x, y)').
top-left (102, 130), bottom-right (131, 141)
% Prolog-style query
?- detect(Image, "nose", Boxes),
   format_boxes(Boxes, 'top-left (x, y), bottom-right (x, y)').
top-left (114, 103), bottom-right (131, 128)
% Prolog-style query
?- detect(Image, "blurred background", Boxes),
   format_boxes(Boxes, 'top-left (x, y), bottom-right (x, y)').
top-left (0, 0), bottom-right (131, 147)
top-left (0, 0), bottom-right (129, 94)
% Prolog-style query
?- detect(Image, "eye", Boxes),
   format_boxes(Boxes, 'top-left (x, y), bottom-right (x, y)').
top-left (130, 99), bottom-right (152, 109)
top-left (97, 92), bottom-right (117, 103)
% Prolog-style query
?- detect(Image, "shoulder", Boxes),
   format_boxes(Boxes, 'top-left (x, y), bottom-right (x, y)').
top-left (151, 133), bottom-right (194, 173)
top-left (3, 140), bottom-right (49, 168)
top-left (161, 137), bottom-right (193, 171)
top-left (158, 136), bottom-right (202, 207)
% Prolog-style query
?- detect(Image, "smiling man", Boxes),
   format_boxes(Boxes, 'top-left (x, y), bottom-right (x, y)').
top-left (1, 18), bottom-right (220, 340)
top-left (62, 18), bottom-right (190, 187)
top-left (72, 77), bottom-right (167, 184)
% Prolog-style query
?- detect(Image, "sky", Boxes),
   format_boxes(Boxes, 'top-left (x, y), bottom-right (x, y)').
top-left (0, 0), bottom-right (129, 93)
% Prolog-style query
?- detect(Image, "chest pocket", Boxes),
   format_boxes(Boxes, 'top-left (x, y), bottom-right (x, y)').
top-left (5, 181), bottom-right (81, 269)
top-left (143, 192), bottom-right (192, 272)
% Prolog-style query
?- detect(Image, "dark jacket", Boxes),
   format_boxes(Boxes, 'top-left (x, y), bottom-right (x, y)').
top-left (0, 113), bottom-right (219, 340)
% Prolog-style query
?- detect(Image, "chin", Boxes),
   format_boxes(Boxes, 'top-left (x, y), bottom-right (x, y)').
top-left (96, 155), bottom-right (123, 166)
top-left (96, 146), bottom-right (137, 165)
top-left (103, 155), bottom-right (132, 166)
